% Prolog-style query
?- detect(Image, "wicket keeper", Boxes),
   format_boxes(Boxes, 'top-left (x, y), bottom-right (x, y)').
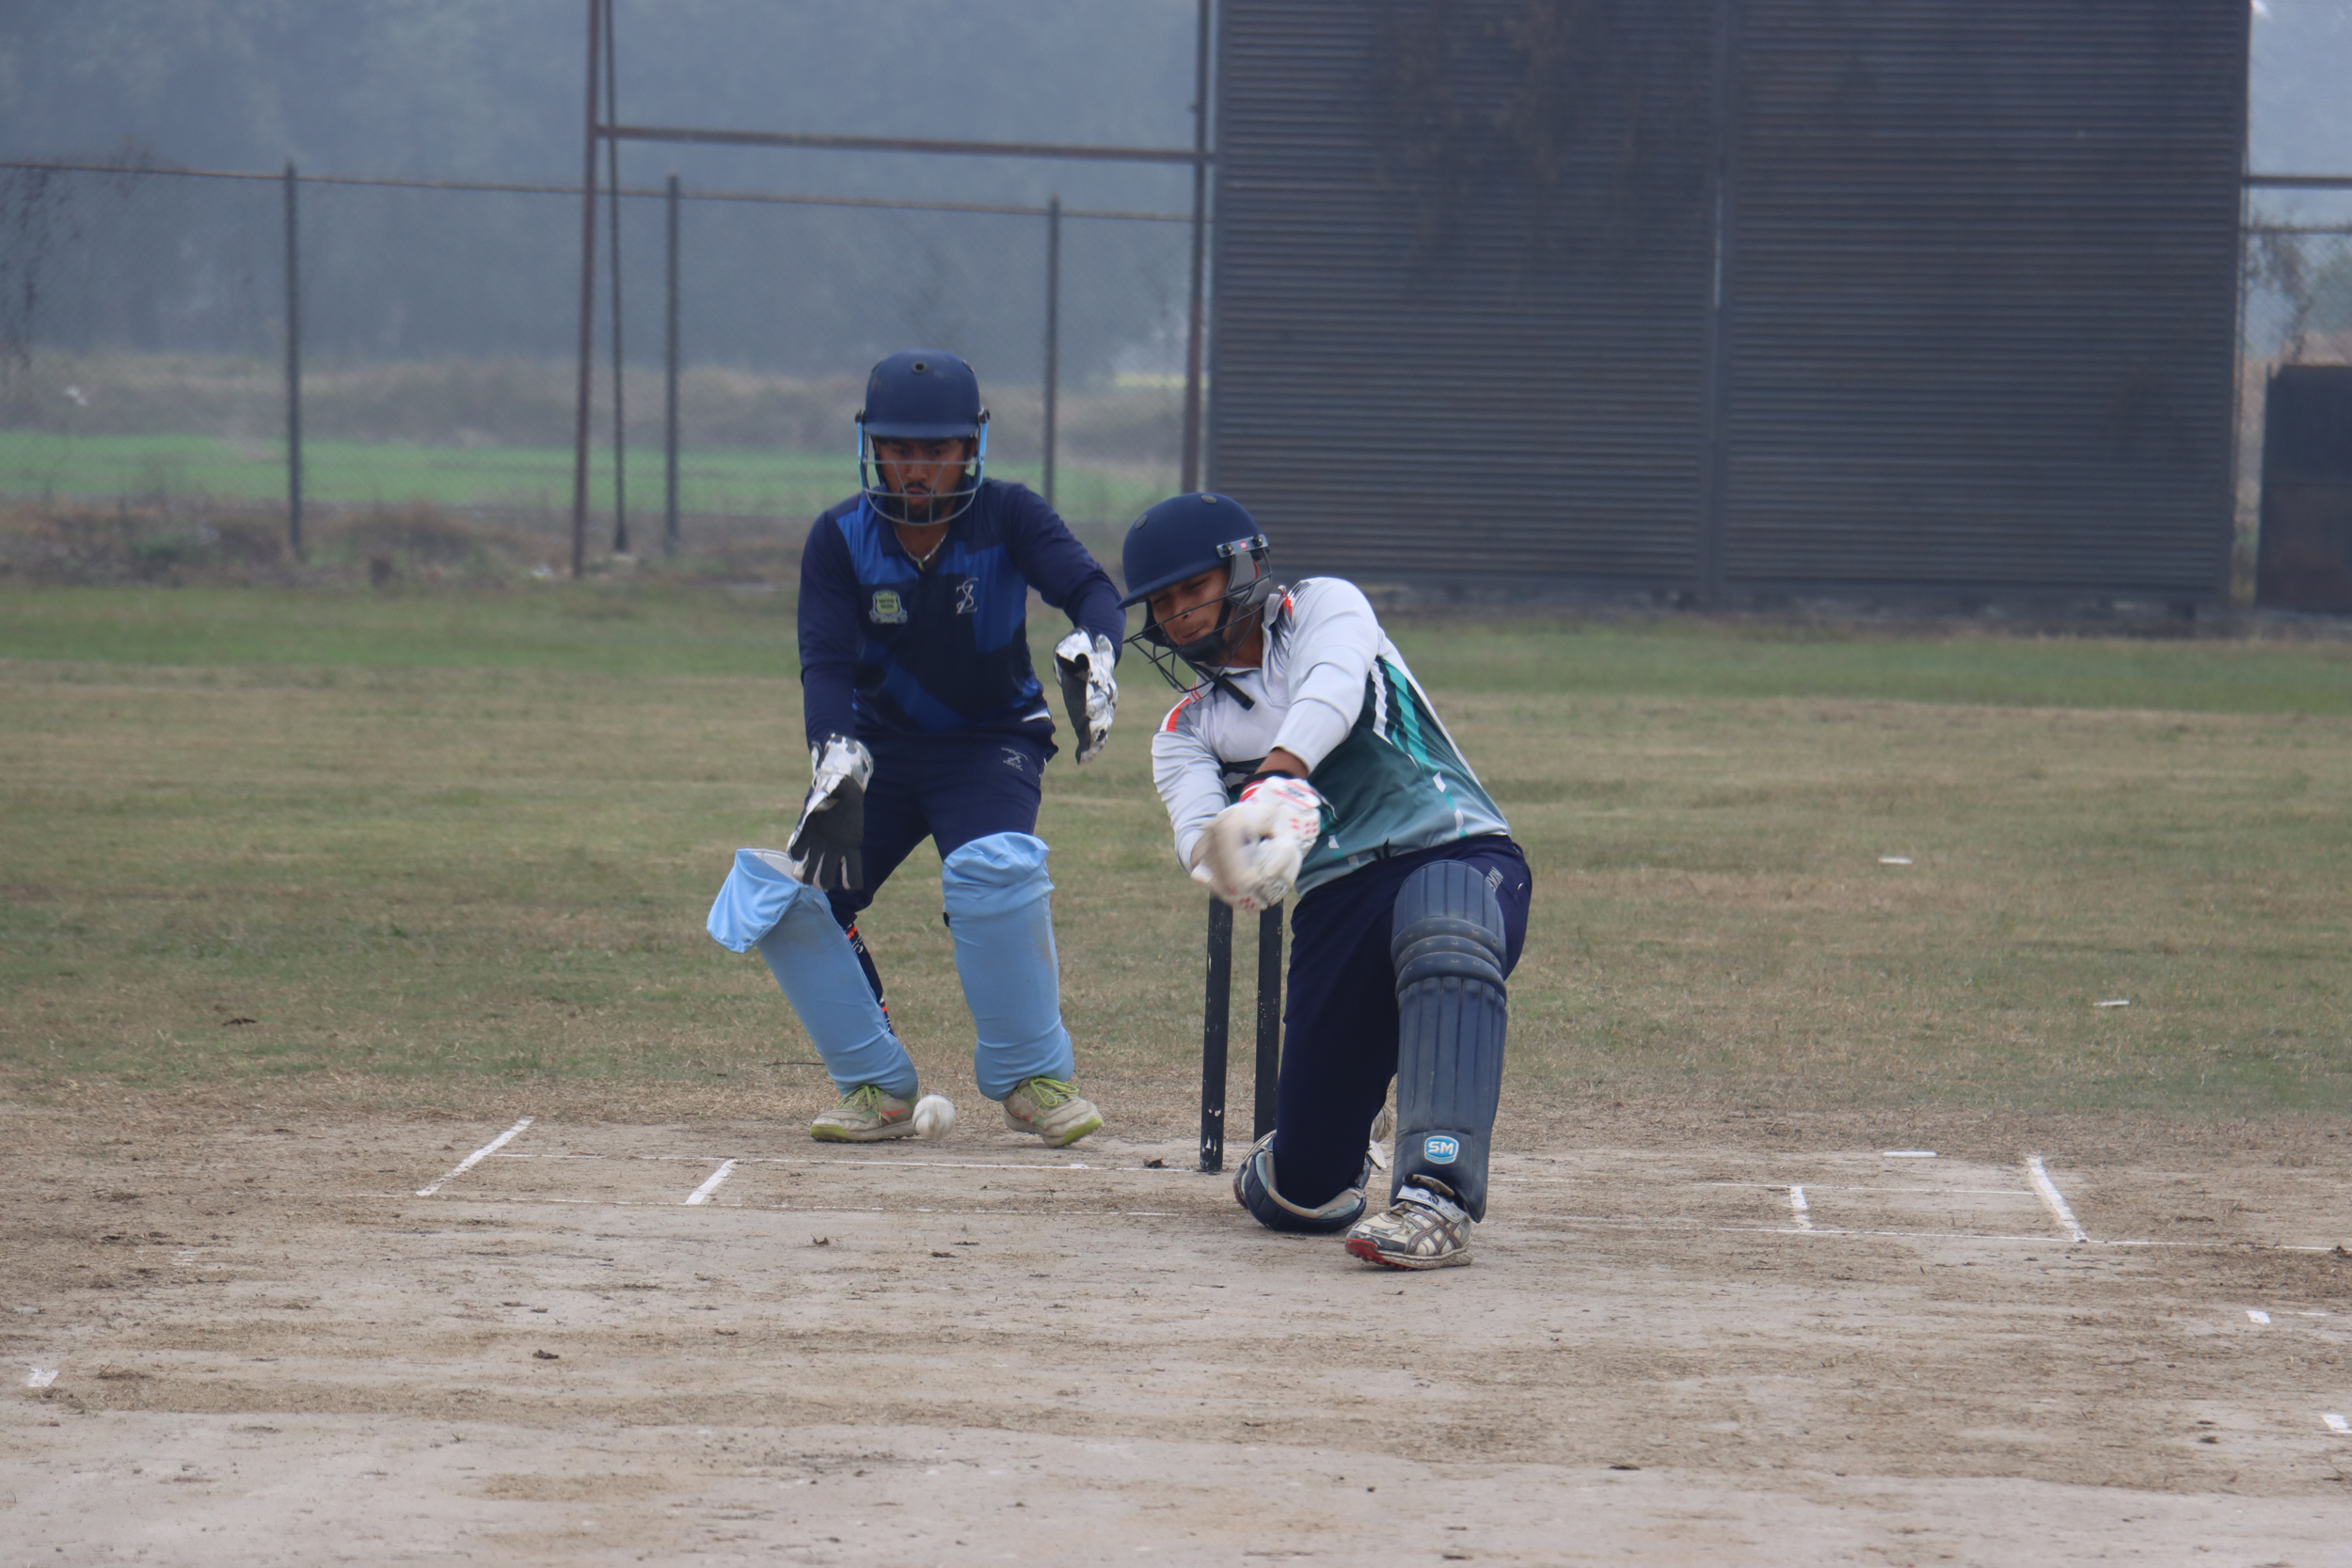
top-left (1121, 492), bottom-right (1532, 1268)
top-left (707, 350), bottom-right (1123, 1147)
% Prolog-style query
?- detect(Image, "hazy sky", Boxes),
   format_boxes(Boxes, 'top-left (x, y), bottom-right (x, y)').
top-left (0, 1), bottom-right (2343, 191)
top-left (2250, 0), bottom-right (2352, 171)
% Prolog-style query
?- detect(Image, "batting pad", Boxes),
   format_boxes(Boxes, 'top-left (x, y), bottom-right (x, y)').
top-left (1390, 859), bottom-right (1509, 1222)
top-left (710, 848), bottom-right (916, 1099)
top-left (941, 832), bottom-right (1074, 1101)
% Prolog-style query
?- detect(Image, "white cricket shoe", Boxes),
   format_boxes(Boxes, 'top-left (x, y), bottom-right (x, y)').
top-left (810, 1084), bottom-right (919, 1143)
top-left (1344, 1180), bottom-right (1472, 1270)
top-left (1000, 1076), bottom-right (1104, 1148)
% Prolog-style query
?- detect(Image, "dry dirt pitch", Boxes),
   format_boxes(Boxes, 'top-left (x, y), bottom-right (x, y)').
top-left (8, 1107), bottom-right (2352, 1566)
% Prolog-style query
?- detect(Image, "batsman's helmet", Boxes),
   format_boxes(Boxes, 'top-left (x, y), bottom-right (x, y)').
top-left (857, 349), bottom-right (989, 527)
top-left (1118, 492), bottom-right (1279, 692)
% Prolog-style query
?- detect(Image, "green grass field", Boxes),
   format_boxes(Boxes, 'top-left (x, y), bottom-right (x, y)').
top-left (3, 584), bottom-right (2348, 1124)
top-left (0, 429), bottom-right (1168, 526)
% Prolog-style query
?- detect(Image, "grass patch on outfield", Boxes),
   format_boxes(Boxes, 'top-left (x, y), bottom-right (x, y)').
top-left (2, 584), bottom-right (2348, 1122)
top-left (0, 582), bottom-right (806, 675)
top-left (0, 429), bottom-right (1163, 528)
top-left (8, 584), bottom-right (2352, 711)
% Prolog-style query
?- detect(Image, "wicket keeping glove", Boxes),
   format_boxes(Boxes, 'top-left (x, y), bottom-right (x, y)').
top-left (1052, 629), bottom-right (1118, 766)
top-left (1196, 774), bottom-right (1324, 913)
top-left (785, 734), bottom-right (873, 891)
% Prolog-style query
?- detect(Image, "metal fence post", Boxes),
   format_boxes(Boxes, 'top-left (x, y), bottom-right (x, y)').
top-left (569, 0), bottom-right (600, 579)
top-left (664, 170), bottom-right (681, 557)
top-left (1180, 0), bottom-right (1211, 492)
top-left (603, 0), bottom-right (628, 556)
top-left (281, 160), bottom-right (303, 562)
top-left (1043, 194), bottom-right (1060, 511)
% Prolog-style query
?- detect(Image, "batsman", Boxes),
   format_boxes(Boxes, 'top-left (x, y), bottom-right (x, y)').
top-left (707, 350), bottom-right (1123, 1147)
top-left (1121, 493), bottom-right (1533, 1269)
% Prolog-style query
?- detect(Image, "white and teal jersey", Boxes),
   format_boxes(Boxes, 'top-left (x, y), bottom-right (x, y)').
top-left (1151, 577), bottom-right (1509, 896)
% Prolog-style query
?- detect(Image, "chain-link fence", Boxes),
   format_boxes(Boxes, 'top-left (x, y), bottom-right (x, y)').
top-left (0, 160), bottom-right (1194, 577)
top-left (2237, 187), bottom-right (2352, 601)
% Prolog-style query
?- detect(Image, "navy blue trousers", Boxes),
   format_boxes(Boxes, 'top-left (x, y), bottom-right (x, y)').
top-left (825, 728), bottom-right (1052, 1000)
top-left (1272, 835), bottom-right (1532, 1210)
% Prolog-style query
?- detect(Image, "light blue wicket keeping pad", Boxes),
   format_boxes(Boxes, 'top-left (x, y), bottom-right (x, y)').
top-left (941, 832), bottom-right (1074, 1101)
top-left (707, 847), bottom-right (916, 1099)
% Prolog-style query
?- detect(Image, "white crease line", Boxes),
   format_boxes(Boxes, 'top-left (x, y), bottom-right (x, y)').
top-left (2025, 1154), bottom-right (2090, 1243)
top-left (339, 1190), bottom-right (2316, 1251)
top-left (416, 1117), bottom-right (534, 1197)
top-left (1788, 1185), bottom-right (1813, 1230)
top-left (1738, 1225), bottom-right (2107, 1244)
top-left (2326, 1413), bottom-right (2350, 1434)
top-left (1699, 1181), bottom-right (2036, 1196)
top-left (491, 1152), bottom-right (1120, 1174)
top-left (1883, 1150), bottom-right (1937, 1159)
top-left (26, 1367), bottom-right (58, 1387)
top-left (683, 1159), bottom-right (739, 1207)
top-left (364, 1191), bottom-right (1193, 1217)
top-left (2248, 1308), bottom-right (2272, 1324)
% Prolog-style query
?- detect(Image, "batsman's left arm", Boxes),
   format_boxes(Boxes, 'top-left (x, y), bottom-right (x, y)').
top-left (1150, 716), bottom-right (1229, 880)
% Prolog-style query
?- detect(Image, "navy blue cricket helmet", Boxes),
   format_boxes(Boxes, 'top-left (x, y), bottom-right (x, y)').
top-left (1119, 492), bottom-right (1279, 691)
top-left (857, 349), bottom-right (989, 526)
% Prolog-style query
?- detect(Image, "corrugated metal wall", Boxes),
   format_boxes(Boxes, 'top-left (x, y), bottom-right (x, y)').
top-left (1716, 0), bottom-right (2247, 599)
top-left (1208, 0), bottom-right (2247, 601)
top-left (1207, 0), bottom-right (1721, 586)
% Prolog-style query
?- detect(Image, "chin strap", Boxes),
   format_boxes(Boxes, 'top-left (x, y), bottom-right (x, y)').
top-left (1175, 600), bottom-right (1263, 709)
top-left (1203, 670), bottom-right (1257, 710)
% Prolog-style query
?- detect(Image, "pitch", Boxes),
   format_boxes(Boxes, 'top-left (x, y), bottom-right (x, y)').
top-left (7, 1102), bottom-right (2350, 1564)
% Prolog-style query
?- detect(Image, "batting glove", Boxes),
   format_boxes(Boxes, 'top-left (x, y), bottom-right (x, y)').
top-left (1052, 629), bottom-right (1118, 766)
top-left (785, 734), bottom-right (874, 891)
top-left (1198, 774), bottom-right (1324, 912)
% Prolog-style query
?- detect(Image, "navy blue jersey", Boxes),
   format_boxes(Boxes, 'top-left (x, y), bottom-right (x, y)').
top-left (799, 479), bottom-right (1124, 747)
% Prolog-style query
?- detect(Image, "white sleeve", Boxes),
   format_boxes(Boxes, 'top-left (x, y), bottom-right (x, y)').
top-left (1151, 703), bottom-right (1229, 872)
top-left (1268, 578), bottom-right (1382, 770)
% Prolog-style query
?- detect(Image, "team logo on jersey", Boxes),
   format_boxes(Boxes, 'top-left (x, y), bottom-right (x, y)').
top-left (954, 578), bottom-right (979, 615)
top-left (1422, 1134), bottom-right (1460, 1164)
top-left (868, 589), bottom-right (909, 625)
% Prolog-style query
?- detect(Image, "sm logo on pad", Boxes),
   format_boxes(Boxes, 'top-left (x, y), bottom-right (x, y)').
top-left (1422, 1134), bottom-right (1460, 1164)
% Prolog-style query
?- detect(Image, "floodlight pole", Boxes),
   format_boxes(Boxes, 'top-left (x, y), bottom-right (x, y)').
top-left (1180, 0), bottom-right (1212, 492)
top-left (569, 0), bottom-right (601, 579)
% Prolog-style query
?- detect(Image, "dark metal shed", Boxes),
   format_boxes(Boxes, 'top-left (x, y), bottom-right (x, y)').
top-left (1207, 0), bottom-right (1721, 588)
top-left (1206, 0), bottom-right (2249, 605)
